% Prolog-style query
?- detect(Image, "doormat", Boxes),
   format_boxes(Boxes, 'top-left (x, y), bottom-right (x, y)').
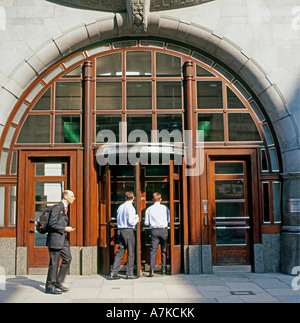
top-left (230, 291), bottom-right (255, 295)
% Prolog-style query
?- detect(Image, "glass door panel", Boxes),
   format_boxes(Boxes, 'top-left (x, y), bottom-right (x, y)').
top-left (34, 181), bottom-right (65, 247)
top-left (211, 159), bottom-right (250, 265)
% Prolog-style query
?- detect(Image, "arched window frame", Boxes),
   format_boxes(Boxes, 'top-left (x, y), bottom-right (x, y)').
top-left (0, 38), bottom-right (282, 230)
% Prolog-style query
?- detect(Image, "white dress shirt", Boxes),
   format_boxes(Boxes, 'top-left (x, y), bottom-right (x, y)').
top-left (145, 202), bottom-right (170, 229)
top-left (117, 201), bottom-right (139, 229)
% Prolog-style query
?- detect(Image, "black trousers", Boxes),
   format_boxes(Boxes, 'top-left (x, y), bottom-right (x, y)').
top-left (150, 228), bottom-right (168, 272)
top-left (111, 229), bottom-right (135, 276)
top-left (46, 237), bottom-right (72, 290)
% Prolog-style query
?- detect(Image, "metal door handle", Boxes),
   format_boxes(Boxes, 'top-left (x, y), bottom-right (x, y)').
top-left (29, 229), bottom-right (35, 233)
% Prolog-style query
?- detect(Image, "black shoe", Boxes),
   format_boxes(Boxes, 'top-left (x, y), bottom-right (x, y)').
top-left (45, 288), bottom-right (62, 295)
top-left (149, 271), bottom-right (154, 277)
top-left (110, 273), bottom-right (120, 280)
top-left (162, 270), bottom-right (166, 276)
top-left (126, 275), bottom-right (139, 279)
top-left (56, 283), bottom-right (68, 292)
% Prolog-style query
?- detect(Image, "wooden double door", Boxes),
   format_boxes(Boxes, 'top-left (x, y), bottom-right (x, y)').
top-left (99, 160), bottom-right (182, 276)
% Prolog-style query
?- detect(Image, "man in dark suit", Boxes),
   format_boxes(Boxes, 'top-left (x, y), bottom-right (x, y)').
top-left (45, 190), bottom-right (75, 294)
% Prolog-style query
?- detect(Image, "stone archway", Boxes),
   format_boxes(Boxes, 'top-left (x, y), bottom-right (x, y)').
top-left (1, 10), bottom-right (299, 275)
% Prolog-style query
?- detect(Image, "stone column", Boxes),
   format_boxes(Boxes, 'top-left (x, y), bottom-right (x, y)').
top-left (281, 173), bottom-right (300, 275)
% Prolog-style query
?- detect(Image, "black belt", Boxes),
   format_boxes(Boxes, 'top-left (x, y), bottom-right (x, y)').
top-left (152, 227), bottom-right (168, 229)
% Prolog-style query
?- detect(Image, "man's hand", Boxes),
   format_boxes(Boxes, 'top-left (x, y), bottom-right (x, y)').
top-left (65, 226), bottom-right (74, 232)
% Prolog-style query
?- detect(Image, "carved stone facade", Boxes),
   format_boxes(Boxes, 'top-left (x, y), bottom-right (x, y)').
top-left (127, 0), bottom-right (150, 32)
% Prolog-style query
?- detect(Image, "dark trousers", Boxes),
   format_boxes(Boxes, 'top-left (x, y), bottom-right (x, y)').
top-left (150, 228), bottom-right (168, 272)
top-left (46, 237), bottom-right (72, 290)
top-left (111, 229), bottom-right (135, 276)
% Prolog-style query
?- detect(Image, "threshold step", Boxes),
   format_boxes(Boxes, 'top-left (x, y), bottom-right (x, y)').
top-left (213, 265), bottom-right (251, 273)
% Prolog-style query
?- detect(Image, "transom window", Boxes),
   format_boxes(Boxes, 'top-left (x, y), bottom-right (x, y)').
top-left (0, 39), bottom-right (279, 175)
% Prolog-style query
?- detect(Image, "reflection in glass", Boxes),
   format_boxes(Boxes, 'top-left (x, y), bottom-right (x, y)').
top-left (17, 115), bottom-right (50, 143)
top-left (32, 88), bottom-right (51, 111)
top-left (35, 182), bottom-right (64, 202)
top-left (126, 51), bottom-right (151, 77)
top-left (197, 81), bottom-right (223, 109)
top-left (146, 182), bottom-right (169, 202)
top-left (55, 115), bottom-right (81, 143)
top-left (145, 165), bottom-right (169, 177)
top-left (273, 182), bottom-right (281, 222)
top-left (96, 114), bottom-right (122, 143)
top-left (36, 163), bottom-right (65, 176)
top-left (156, 53), bottom-right (181, 77)
top-left (9, 186), bottom-right (17, 226)
top-left (127, 115), bottom-right (152, 142)
top-left (216, 202), bottom-right (245, 218)
top-left (127, 82), bottom-right (152, 110)
top-left (157, 115), bottom-right (183, 142)
top-left (216, 228), bottom-right (246, 245)
top-left (196, 65), bottom-right (215, 77)
top-left (198, 113), bottom-right (224, 142)
top-left (0, 187), bottom-right (4, 226)
top-left (227, 87), bottom-right (246, 109)
top-left (96, 53), bottom-right (122, 77)
top-left (215, 180), bottom-right (244, 199)
top-left (214, 162), bottom-right (244, 175)
top-left (55, 82), bottom-right (81, 110)
top-left (263, 182), bottom-right (270, 222)
top-left (96, 82), bottom-right (122, 110)
top-left (228, 113), bottom-right (261, 141)
top-left (157, 82), bottom-right (182, 109)
top-left (111, 182), bottom-right (135, 202)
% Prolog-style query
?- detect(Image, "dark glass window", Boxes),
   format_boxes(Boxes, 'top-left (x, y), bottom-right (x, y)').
top-left (127, 82), bottom-right (152, 110)
top-left (156, 81), bottom-right (182, 109)
top-left (228, 113), bottom-right (261, 141)
top-left (197, 81), bottom-right (223, 109)
top-left (96, 114), bottom-right (122, 143)
top-left (196, 65), bottom-right (215, 77)
top-left (126, 51), bottom-right (152, 77)
top-left (263, 182), bottom-right (270, 222)
top-left (55, 82), bottom-right (81, 110)
top-left (96, 53), bottom-right (122, 77)
top-left (198, 113), bottom-right (224, 142)
top-left (17, 115), bottom-right (50, 143)
top-left (127, 115), bottom-right (152, 142)
top-left (32, 88), bottom-right (51, 111)
top-left (156, 53), bottom-right (181, 77)
top-left (96, 82), bottom-right (122, 110)
top-left (227, 87), bottom-right (246, 109)
top-left (55, 115), bottom-right (81, 143)
top-left (157, 114), bottom-right (183, 142)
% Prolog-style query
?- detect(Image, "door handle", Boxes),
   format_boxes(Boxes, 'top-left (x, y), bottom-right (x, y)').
top-left (29, 219), bottom-right (35, 223)
top-left (29, 229), bottom-right (35, 233)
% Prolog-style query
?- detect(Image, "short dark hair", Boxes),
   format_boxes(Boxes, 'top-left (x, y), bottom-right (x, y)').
top-left (125, 191), bottom-right (135, 201)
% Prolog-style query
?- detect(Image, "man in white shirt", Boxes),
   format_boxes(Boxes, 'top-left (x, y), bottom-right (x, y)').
top-left (145, 192), bottom-right (170, 277)
top-left (110, 191), bottom-right (139, 280)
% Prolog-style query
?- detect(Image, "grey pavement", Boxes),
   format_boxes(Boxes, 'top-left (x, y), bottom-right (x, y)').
top-left (0, 272), bottom-right (299, 303)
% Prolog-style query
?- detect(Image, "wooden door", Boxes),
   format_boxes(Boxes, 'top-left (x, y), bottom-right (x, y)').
top-left (210, 159), bottom-right (251, 266)
top-left (27, 158), bottom-right (68, 271)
